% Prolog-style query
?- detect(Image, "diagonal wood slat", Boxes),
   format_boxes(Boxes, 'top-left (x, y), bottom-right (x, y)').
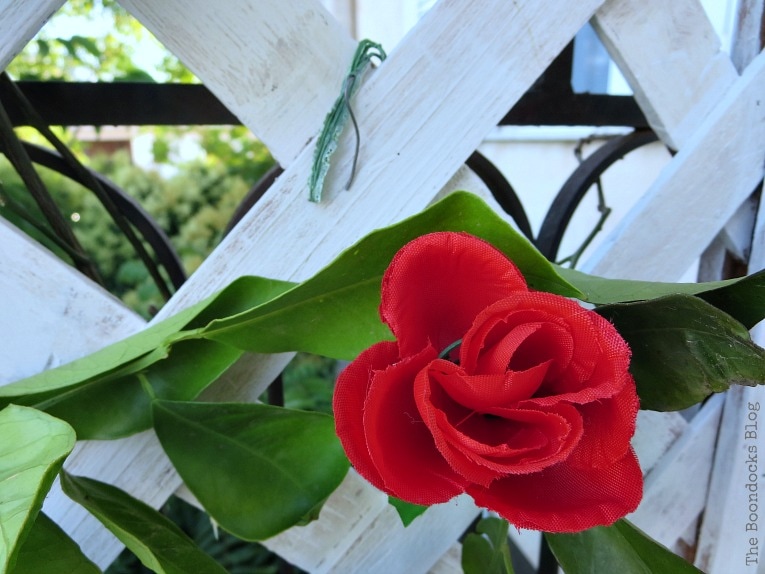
top-left (0, 0), bottom-right (66, 71)
top-left (116, 0), bottom-right (356, 166)
top-left (582, 48), bottom-right (765, 281)
top-left (593, 0), bottom-right (738, 150)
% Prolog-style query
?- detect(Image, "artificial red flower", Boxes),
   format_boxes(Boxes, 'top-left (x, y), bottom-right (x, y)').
top-left (333, 231), bottom-right (642, 532)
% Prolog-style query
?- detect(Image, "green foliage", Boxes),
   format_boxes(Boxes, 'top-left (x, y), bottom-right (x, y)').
top-left (388, 497), bottom-right (428, 526)
top-left (597, 294), bottom-right (765, 411)
top-left (152, 400), bottom-right (350, 540)
top-left (11, 513), bottom-right (100, 574)
top-left (0, 406), bottom-right (75, 572)
top-left (462, 517), bottom-right (514, 574)
top-left (107, 496), bottom-right (300, 574)
top-left (6, 0), bottom-right (191, 83)
top-left (60, 472), bottom-right (228, 574)
top-left (546, 519), bottom-right (704, 573)
top-left (0, 145), bottom-right (274, 318)
top-left (282, 353), bottom-right (337, 414)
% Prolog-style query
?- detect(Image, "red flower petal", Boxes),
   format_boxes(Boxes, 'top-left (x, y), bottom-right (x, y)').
top-left (380, 232), bottom-right (527, 357)
top-left (363, 346), bottom-right (467, 504)
top-left (468, 449), bottom-right (643, 532)
top-left (415, 361), bottom-right (584, 485)
top-left (566, 380), bottom-right (640, 469)
top-left (333, 341), bottom-right (400, 493)
top-left (433, 360), bottom-right (551, 411)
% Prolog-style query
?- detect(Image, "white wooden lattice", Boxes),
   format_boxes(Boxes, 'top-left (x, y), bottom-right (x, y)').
top-left (1, 0), bottom-right (764, 572)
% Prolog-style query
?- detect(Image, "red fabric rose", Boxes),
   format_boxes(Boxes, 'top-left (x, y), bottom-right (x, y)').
top-left (333, 232), bottom-right (642, 532)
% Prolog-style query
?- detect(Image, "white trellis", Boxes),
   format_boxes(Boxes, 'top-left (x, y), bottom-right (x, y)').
top-left (1, 0), bottom-right (765, 572)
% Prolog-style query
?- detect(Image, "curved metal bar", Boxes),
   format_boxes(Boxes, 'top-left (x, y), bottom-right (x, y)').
top-left (17, 141), bottom-right (187, 290)
top-left (535, 130), bottom-right (660, 261)
top-left (466, 151), bottom-right (533, 241)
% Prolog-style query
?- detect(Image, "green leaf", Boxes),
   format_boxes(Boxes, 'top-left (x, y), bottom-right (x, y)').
top-left (556, 265), bottom-right (742, 304)
top-left (0, 405), bottom-right (75, 572)
top-left (462, 517), bottom-right (514, 574)
top-left (546, 519), bottom-right (704, 574)
top-left (2, 276), bottom-right (293, 439)
top-left (10, 513), bottom-right (100, 574)
top-left (38, 340), bottom-right (242, 439)
top-left (598, 294), bottom-right (765, 410)
top-left (200, 191), bottom-right (581, 359)
top-left (388, 497), bottom-right (428, 526)
top-left (559, 266), bottom-right (765, 327)
top-left (60, 472), bottom-right (227, 574)
top-left (696, 268), bottom-right (765, 329)
top-left (152, 400), bottom-right (350, 540)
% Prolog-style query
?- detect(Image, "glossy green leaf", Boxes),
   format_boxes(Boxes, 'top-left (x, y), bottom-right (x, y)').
top-left (60, 472), bottom-right (227, 574)
top-left (696, 268), bottom-right (765, 329)
top-left (559, 266), bottom-right (765, 327)
top-left (0, 405), bottom-right (75, 572)
top-left (10, 513), bottom-right (100, 574)
top-left (152, 400), bottom-right (350, 540)
top-left (598, 294), bottom-right (765, 410)
top-left (557, 265), bottom-right (744, 304)
top-left (388, 497), bottom-right (428, 526)
top-left (41, 340), bottom-right (242, 439)
top-left (546, 519), bottom-right (703, 573)
top-left (2, 276), bottom-right (293, 439)
top-left (462, 517), bottom-right (514, 574)
top-left (200, 191), bottom-right (582, 360)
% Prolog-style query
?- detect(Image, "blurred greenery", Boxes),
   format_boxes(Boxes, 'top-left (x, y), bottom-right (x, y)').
top-left (6, 0), bottom-right (193, 83)
top-left (0, 147), bottom-right (272, 318)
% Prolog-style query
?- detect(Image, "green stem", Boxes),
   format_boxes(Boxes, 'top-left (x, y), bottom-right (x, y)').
top-left (439, 339), bottom-right (462, 360)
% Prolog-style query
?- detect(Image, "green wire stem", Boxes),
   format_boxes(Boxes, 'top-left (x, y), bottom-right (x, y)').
top-left (308, 39), bottom-right (386, 203)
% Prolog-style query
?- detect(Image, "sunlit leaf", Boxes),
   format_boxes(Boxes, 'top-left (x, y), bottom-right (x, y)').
top-left (0, 406), bottom-right (75, 572)
top-left (60, 472), bottom-right (226, 574)
top-left (546, 519), bottom-right (703, 573)
top-left (598, 294), bottom-right (765, 410)
top-left (10, 513), bottom-right (100, 574)
top-left (462, 517), bottom-right (514, 574)
top-left (152, 400), bottom-right (349, 540)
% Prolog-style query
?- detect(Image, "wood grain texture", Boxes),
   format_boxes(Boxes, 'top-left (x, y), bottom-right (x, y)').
top-left (695, 385), bottom-right (765, 573)
top-left (0, 219), bottom-right (144, 383)
top-left (593, 0), bottom-right (738, 150)
top-left (116, 0), bottom-right (356, 165)
top-left (582, 48), bottom-right (765, 281)
top-left (0, 0), bottom-right (65, 71)
top-left (628, 394), bottom-right (724, 548)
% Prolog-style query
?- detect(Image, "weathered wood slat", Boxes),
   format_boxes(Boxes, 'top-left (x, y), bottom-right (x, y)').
top-left (592, 0), bottom-right (738, 150)
top-left (582, 48), bottom-right (765, 281)
top-left (628, 394), bottom-right (724, 548)
top-left (695, 385), bottom-right (765, 573)
top-left (0, 219), bottom-right (143, 383)
top-left (116, 0), bottom-right (356, 166)
top-left (0, 0), bottom-right (65, 71)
